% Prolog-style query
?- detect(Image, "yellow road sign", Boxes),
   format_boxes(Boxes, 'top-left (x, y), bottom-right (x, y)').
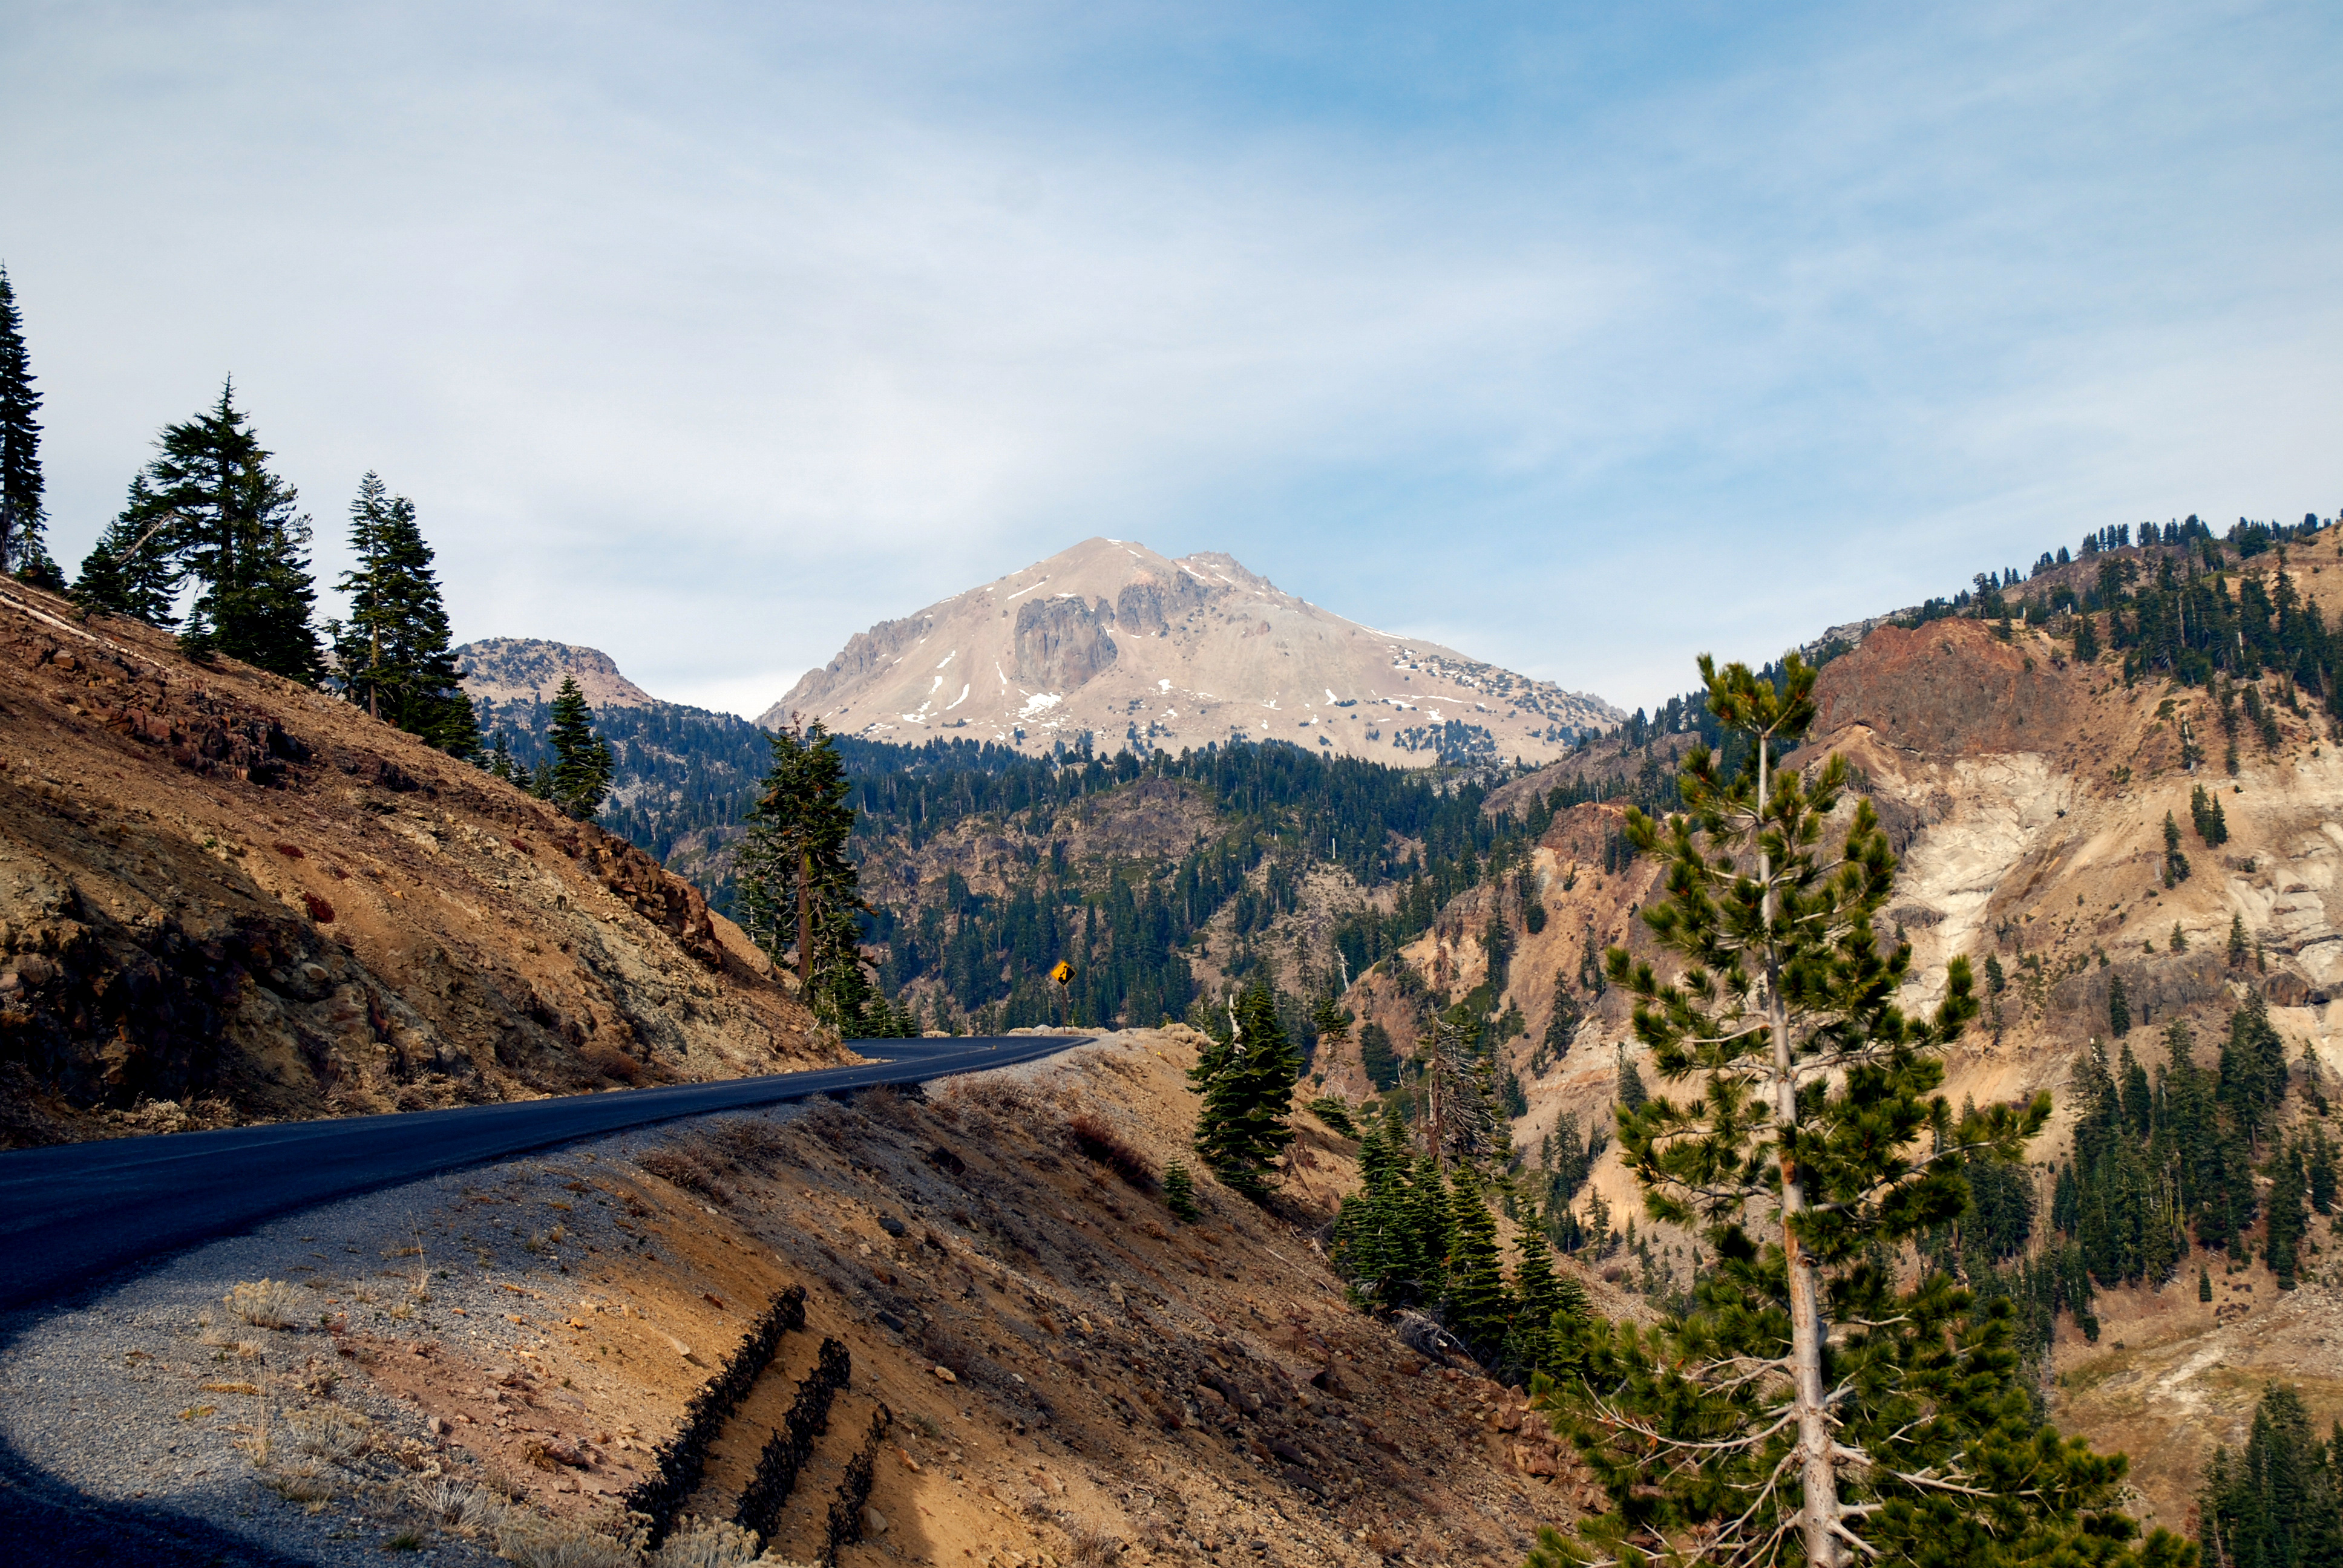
top-left (1050, 961), bottom-right (1073, 986)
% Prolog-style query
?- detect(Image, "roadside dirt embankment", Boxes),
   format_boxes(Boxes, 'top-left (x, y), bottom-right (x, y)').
top-left (0, 579), bottom-right (836, 1148)
top-left (0, 1030), bottom-right (1599, 1567)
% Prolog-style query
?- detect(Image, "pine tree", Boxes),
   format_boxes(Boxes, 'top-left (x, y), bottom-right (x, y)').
top-left (1529, 654), bottom-right (2181, 1568)
top-left (1506, 1220), bottom-right (1592, 1383)
top-left (1539, 968), bottom-right (1581, 1070)
top-left (329, 474), bottom-right (478, 757)
top-left (487, 730), bottom-right (514, 782)
top-left (0, 266), bottom-right (47, 577)
top-left (2197, 1265), bottom-right (2212, 1302)
top-left (1421, 1011), bottom-right (1502, 1168)
top-left (736, 717), bottom-right (864, 1023)
top-left (1440, 1166), bottom-right (1512, 1362)
top-left (1613, 1044), bottom-right (1648, 1111)
top-left (109, 382), bottom-right (321, 679)
top-left (2110, 973), bottom-right (2132, 1037)
top-left (2230, 913), bottom-right (2250, 969)
top-left (1356, 1019), bottom-right (1398, 1090)
top-left (1162, 1161), bottom-right (1199, 1221)
top-left (2267, 1138), bottom-right (2307, 1290)
top-left (1334, 1114), bottom-right (1404, 1295)
top-left (543, 676), bottom-right (614, 820)
top-left (2199, 1385), bottom-right (2343, 1568)
top-left (2191, 783), bottom-right (2230, 845)
top-left (73, 488), bottom-right (182, 626)
top-left (2309, 1126), bottom-right (2338, 1216)
top-left (1188, 982), bottom-right (1302, 1201)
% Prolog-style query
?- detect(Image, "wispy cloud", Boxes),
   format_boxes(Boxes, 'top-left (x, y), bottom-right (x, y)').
top-left (5, 1), bottom-right (2336, 713)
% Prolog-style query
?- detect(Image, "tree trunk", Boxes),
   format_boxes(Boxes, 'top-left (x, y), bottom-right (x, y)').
top-left (798, 846), bottom-right (813, 993)
top-left (1760, 730), bottom-right (1841, 1568)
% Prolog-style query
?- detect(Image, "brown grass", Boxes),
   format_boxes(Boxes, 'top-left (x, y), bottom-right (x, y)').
top-left (706, 1116), bottom-right (788, 1171)
top-left (1066, 1111), bottom-right (1155, 1191)
top-left (583, 1045), bottom-right (641, 1083)
top-left (635, 1148), bottom-right (733, 1206)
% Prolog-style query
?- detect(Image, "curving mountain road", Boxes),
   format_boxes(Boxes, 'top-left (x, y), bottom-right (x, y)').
top-left (0, 1034), bottom-right (1089, 1314)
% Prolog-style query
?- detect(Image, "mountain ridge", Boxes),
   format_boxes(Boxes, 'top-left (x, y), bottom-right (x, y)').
top-left (758, 537), bottom-right (1621, 765)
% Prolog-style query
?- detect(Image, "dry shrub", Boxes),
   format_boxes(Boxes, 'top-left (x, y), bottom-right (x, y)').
top-left (856, 1082), bottom-right (925, 1130)
top-left (224, 1278), bottom-right (307, 1329)
top-left (637, 1147), bottom-right (733, 1206)
top-left (265, 1467), bottom-right (335, 1511)
top-left (798, 1097), bottom-right (856, 1140)
top-left (953, 1080), bottom-right (1039, 1120)
top-left (492, 1513), bottom-right (642, 1568)
top-left (650, 1517), bottom-right (766, 1567)
top-left (274, 842), bottom-right (306, 859)
top-left (1069, 1526), bottom-right (1126, 1566)
top-left (707, 1116), bottom-right (788, 1172)
top-left (414, 1478), bottom-right (505, 1537)
top-left (286, 1405), bottom-right (373, 1462)
top-left (940, 1079), bottom-right (1040, 1141)
top-left (584, 1045), bottom-right (641, 1083)
top-left (1066, 1112), bottom-right (1155, 1191)
top-left (921, 1321), bottom-right (975, 1379)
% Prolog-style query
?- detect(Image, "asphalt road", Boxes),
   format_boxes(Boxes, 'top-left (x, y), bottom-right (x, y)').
top-left (0, 1034), bottom-right (1089, 1314)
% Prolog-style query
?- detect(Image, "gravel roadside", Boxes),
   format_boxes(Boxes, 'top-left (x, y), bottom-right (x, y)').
top-left (0, 1103), bottom-right (813, 1566)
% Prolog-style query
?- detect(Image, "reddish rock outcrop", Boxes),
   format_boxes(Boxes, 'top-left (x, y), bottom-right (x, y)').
top-left (1812, 617), bottom-right (2085, 756)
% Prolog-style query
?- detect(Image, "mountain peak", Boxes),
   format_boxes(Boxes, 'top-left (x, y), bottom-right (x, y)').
top-left (456, 637), bottom-right (656, 710)
top-left (759, 540), bottom-right (1619, 763)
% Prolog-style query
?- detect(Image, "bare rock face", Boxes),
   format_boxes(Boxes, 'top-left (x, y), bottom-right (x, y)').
top-left (1812, 617), bottom-right (2085, 757)
top-left (785, 614), bottom-right (937, 716)
top-left (757, 537), bottom-right (1619, 763)
top-left (456, 637), bottom-right (657, 709)
top-left (1012, 596), bottom-right (1117, 690)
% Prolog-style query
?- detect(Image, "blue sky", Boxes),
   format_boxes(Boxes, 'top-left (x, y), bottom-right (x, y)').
top-left (5, 1), bottom-right (2337, 716)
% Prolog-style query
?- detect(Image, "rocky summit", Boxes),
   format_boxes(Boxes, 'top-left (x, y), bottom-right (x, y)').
top-left (758, 537), bottom-right (1620, 764)
top-left (455, 636), bottom-right (657, 710)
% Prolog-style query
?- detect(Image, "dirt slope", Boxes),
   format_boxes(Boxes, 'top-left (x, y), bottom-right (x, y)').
top-left (0, 580), bottom-right (836, 1148)
top-left (11, 1031), bottom-right (1611, 1566)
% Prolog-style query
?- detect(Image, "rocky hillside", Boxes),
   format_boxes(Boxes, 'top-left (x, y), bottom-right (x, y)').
top-left (0, 580), bottom-right (837, 1149)
top-left (761, 538), bottom-right (1620, 766)
top-left (1314, 523), bottom-right (2343, 1529)
top-left (456, 638), bottom-right (657, 710)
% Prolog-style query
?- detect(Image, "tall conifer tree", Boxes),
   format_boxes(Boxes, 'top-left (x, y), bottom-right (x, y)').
top-left (0, 265), bottom-right (47, 578)
top-left (99, 382), bottom-right (320, 679)
top-left (1188, 983), bottom-right (1301, 1200)
top-left (1441, 1166), bottom-right (1512, 1359)
top-left (542, 675), bottom-right (614, 820)
top-left (73, 485), bottom-right (182, 626)
top-left (1532, 654), bottom-right (2182, 1568)
top-left (328, 473), bottom-right (477, 756)
top-left (736, 717), bottom-right (867, 1025)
